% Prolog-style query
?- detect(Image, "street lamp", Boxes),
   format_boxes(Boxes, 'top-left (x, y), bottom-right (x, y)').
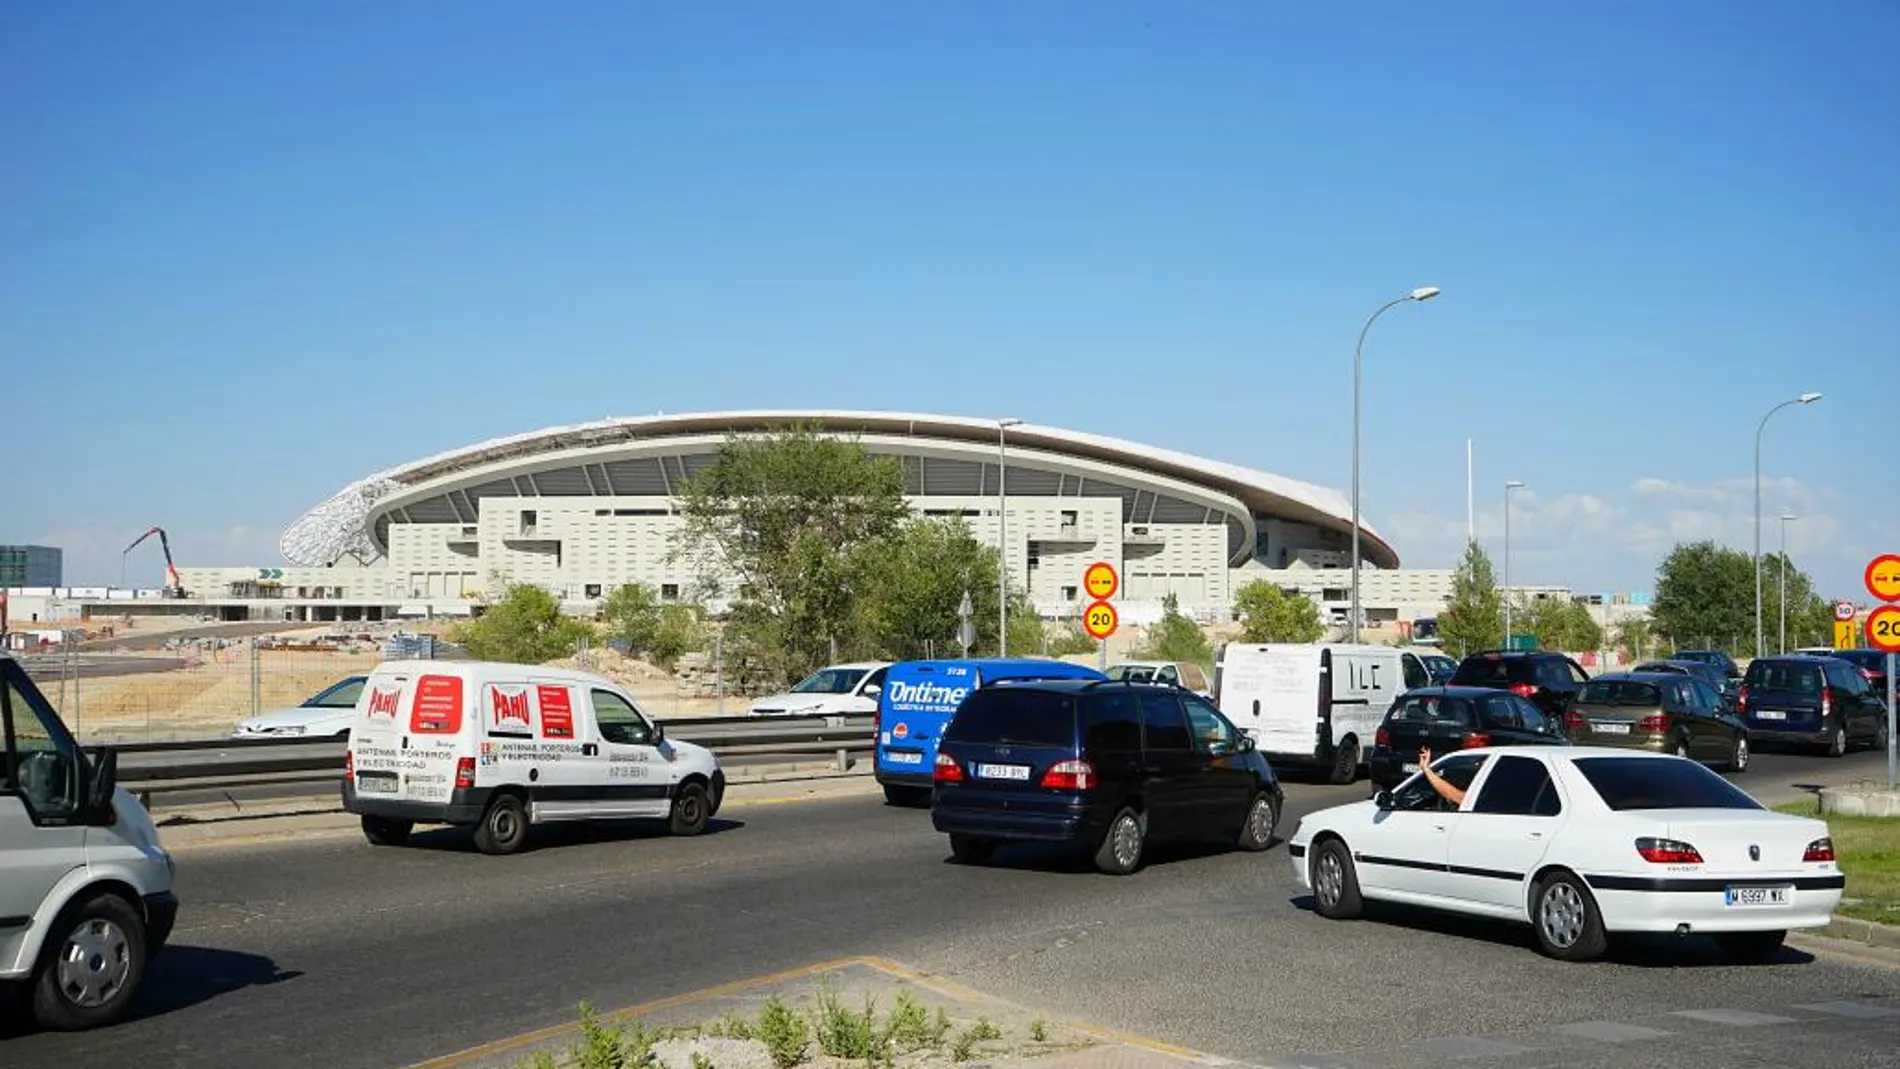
top-left (1778, 513), bottom-right (1797, 654)
top-left (1755, 392), bottom-right (1821, 657)
top-left (1503, 480), bottom-right (1526, 647)
top-left (1350, 286), bottom-right (1441, 644)
top-left (997, 418), bottom-right (1023, 656)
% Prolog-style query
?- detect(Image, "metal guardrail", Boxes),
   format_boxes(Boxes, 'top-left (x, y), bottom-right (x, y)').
top-left (115, 712), bottom-right (877, 803)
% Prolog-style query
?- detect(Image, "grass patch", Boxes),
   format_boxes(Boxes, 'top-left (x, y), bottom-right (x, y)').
top-left (1776, 799), bottom-right (1900, 925)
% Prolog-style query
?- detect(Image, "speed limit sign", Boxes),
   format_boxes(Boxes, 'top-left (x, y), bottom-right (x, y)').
top-left (1835, 600), bottom-right (1858, 622)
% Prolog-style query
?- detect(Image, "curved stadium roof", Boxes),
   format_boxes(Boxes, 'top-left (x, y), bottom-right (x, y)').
top-left (280, 411), bottom-right (1398, 570)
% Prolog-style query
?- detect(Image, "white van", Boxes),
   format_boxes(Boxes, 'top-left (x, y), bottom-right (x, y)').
top-left (748, 661), bottom-right (891, 717)
top-left (1215, 644), bottom-right (1432, 784)
top-left (2, 652), bottom-right (177, 1030)
top-left (343, 660), bottom-right (725, 855)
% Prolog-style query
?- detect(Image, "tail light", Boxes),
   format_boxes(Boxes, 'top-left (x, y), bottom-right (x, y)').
top-left (1039, 758), bottom-right (1096, 790)
top-left (1821, 687), bottom-right (1834, 719)
top-left (1637, 713), bottom-right (1669, 734)
top-left (1509, 683), bottom-right (1537, 698)
top-left (1636, 837), bottom-right (1703, 864)
top-left (454, 757), bottom-right (476, 790)
top-left (1737, 684), bottom-right (1750, 714)
top-left (933, 752), bottom-right (963, 784)
top-left (345, 749), bottom-right (355, 777)
top-left (1804, 837), bottom-right (1836, 863)
top-left (1460, 732), bottom-right (1490, 749)
top-left (1860, 668), bottom-right (1879, 682)
top-left (1375, 726), bottom-right (1391, 748)
top-left (1563, 709), bottom-right (1586, 732)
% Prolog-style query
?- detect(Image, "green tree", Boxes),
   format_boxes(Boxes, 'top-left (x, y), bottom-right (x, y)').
top-left (1649, 541), bottom-right (1755, 654)
top-left (1438, 540), bottom-right (1504, 657)
top-left (1612, 616), bottom-right (1658, 661)
top-left (1043, 621), bottom-right (1102, 656)
top-left (1233, 580), bottom-right (1326, 644)
top-left (846, 515), bottom-right (1046, 660)
top-left (1759, 552), bottom-right (1833, 653)
top-left (454, 582), bottom-right (596, 664)
top-left (648, 603), bottom-right (708, 668)
top-left (675, 424), bottom-right (910, 684)
top-left (601, 582), bottom-right (706, 669)
top-left (1522, 597), bottom-right (1604, 652)
top-left (1137, 594), bottom-right (1214, 667)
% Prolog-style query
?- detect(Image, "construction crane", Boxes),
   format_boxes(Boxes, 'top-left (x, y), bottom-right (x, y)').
top-left (124, 527), bottom-right (187, 597)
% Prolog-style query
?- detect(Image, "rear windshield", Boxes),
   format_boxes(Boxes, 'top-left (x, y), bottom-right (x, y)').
top-left (1573, 757), bottom-right (1763, 811)
top-left (1450, 657), bottom-right (1535, 686)
top-left (1630, 663), bottom-right (1685, 675)
top-left (944, 689), bottom-right (1076, 747)
top-left (1746, 662), bottom-right (1823, 694)
top-left (1578, 680), bottom-right (1661, 706)
top-left (1105, 665), bottom-right (1157, 683)
top-left (1832, 651), bottom-right (1884, 672)
top-left (1385, 694), bottom-right (1475, 725)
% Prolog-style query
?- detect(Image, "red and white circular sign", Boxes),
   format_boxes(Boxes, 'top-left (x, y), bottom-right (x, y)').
top-left (893, 722), bottom-right (909, 740)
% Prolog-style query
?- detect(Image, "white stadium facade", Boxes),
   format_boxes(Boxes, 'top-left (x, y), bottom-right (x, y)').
top-left (128, 410), bottom-right (1476, 627)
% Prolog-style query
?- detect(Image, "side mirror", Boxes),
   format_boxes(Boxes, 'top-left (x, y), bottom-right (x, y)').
top-left (1373, 789), bottom-right (1394, 811)
top-left (85, 747), bottom-right (119, 824)
top-left (1238, 734), bottom-right (1256, 753)
top-left (863, 684), bottom-right (882, 698)
top-left (651, 723), bottom-right (666, 745)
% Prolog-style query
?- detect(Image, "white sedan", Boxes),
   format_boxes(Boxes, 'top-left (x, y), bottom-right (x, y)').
top-left (1287, 746), bottom-right (1842, 962)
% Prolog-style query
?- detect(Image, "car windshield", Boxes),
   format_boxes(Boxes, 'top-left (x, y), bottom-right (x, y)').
top-left (1631, 662), bottom-right (1686, 675)
top-left (791, 668), bottom-right (869, 695)
top-left (1578, 680), bottom-right (1660, 706)
top-left (944, 688), bottom-right (1075, 747)
top-left (1386, 694), bottom-right (1474, 724)
top-left (1106, 665), bottom-right (1157, 683)
top-left (1748, 662), bottom-right (1822, 694)
top-left (1451, 657), bottom-right (1535, 686)
top-left (1573, 756), bottom-right (1763, 811)
top-left (306, 678), bottom-right (366, 708)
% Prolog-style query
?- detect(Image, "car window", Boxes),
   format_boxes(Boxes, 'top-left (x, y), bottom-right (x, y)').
top-left (1513, 695), bottom-right (1550, 735)
top-left (1385, 693), bottom-right (1475, 726)
top-left (1567, 661), bottom-right (1590, 685)
top-left (791, 667), bottom-right (870, 695)
top-left (1138, 692), bottom-right (1192, 751)
top-left (591, 689), bottom-right (654, 746)
top-left (1181, 664), bottom-right (1209, 692)
top-left (1391, 753), bottom-right (1487, 811)
top-left (1085, 691), bottom-right (1142, 755)
top-left (1156, 665), bottom-right (1181, 686)
top-left (1180, 693), bottom-right (1240, 756)
top-left (1401, 655), bottom-right (1429, 690)
top-left (945, 688), bottom-right (1075, 747)
top-left (1579, 679), bottom-right (1660, 706)
top-left (860, 666), bottom-right (889, 694)
top-left (312, 678), bottom-right (366, 708)
top-left (1541, 660), bottom-right (1574, 690)
top-left (1574, 756), bottom-right (1763, 811)
top-left (1747, 661), bottom-right (1822, 694)
top-left (3, 675), bottom-right (82, 820)
top-left (1451, 656), bottom-right (1536, 687)
top-left (1472, 755), bottom-right (1562, 816)
top-left (1479, 695), bottom-right (1523, 731)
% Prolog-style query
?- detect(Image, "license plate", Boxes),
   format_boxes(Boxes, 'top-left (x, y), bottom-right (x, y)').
top-left (1401, 762), bottom-right (1419, 773)
top-left (1725, 885), bottom-right (1792, 907)
top-left (976, 763), bottom-right (1030, 781)
top-left (1593, 722), bottom-right (1631, 735)
top-left (1756, 710), bottom-right (1787, 721)
top-left (885, 750), bottom-right (924, 765)
top-left (356, 775), bottom-right (398, 794)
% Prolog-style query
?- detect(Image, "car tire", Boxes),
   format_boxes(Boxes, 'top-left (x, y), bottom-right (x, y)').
top-left (1672, 738), bottom-right (1692, 761)
top-left (882, 784), bottom-right (930, 808)
top-left (1237, 792), bottom-right (1278, 852)
top-left (1094, 807), bottom-right (1146, 875)
top-left (1827, 724), bottom-right (1847, 759)
top-left (361, 815), bottom-right (413, 846)
top-left (1727, 734), bottom-right (1750, 773)
top-left (473, 793), bottom-right (529, 855)
top-left (948, 834), bottom-right (996, 865)
top-left (30, 893), bottom-right (147, 1031)
top-left (669, 782), bottom-right (712, 836)
top-left (1531, 871), bottom-right (1609, 962)
top-left (1713, 929), bottom-right (1786, 963)
top-left (1326, 737), bottom-right (1360, 786)
top-left (1311, 840), bottom-right (1363, 920)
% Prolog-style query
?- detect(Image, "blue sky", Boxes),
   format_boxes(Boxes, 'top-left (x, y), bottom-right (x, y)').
top-left (6, 3), bottom-right (1896, 599)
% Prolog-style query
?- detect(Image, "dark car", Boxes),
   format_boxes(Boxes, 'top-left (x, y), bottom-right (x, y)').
top-left (1739, 655), bottom-right (1890, 757)
top-left (1794, 648), bottom-right (1892, 704)
top-left (1419, 653), bottom-right (1458, 684)
top-left (1366, 686), bottom-right (1566, 788)
top-left (1629, 659), bottom-right (1740, 707)
top-left (1671, 649), bottom-right (1742, 681)
top-left (1567, 672), bottom-right (1750, 771)
top-left (930, 679), bottom-right (1284, 875)
top-left (1448, 650), bottom-right (1592, 725)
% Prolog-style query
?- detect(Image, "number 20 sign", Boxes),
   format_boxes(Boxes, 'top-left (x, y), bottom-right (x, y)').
top-left (1083, 600), bottom-right (1119, 641)
top-left (1867, 605), bottom-right (1900, 654)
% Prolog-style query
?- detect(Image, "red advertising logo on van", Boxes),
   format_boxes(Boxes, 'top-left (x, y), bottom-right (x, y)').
top-left (538, 685), bottom-right (575, 738)
top-left (409, 675), bottom-right (464, 734)
top-left (365, 687), bottom-right (402, 721)
top-left (488, 685), bottom-right (533, 733)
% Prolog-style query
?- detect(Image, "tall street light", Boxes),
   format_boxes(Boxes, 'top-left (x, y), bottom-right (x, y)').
top-left (1350, 285), bottom-right (1441, 644)
top-left (1503, 480), bottom-right (1526, 647)
top-left (1778, 513), bottom-right (1797, 654)
top-left (997, 418), bottom-right (1023, 656)
top-left (1755, 392), bottom-right (1821, 657)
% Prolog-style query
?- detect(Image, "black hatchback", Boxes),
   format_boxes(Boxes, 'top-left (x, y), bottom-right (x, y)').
top-left (930, 679), bottom-right (1284, 875)
top-left (1448, 650), bottom-right (1592, 724)
top-left (1366, 686), bottom-right (1567, 788)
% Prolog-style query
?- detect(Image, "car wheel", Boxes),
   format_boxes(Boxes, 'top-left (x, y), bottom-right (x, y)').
top-left (1093, 807), bottom-right (1146, 875)
top-left (1532, 871), bottom-right (1608, 962)
top-left (1327, 737), bottom-right (1360, 786)
top-left (361, 815), bottom-right (413, 846)
top-left (1827, 724), bottom-right (1847, 759)
top-left (1713, 929), bottom-right (1786, 963)
top-left (1311, 840), bottom-right (1363, 920)
top-left (1237, 792), bottom-right (1278, 852)
top-left (1728, 734), bottom-right (1750, 773)
top-left (669, 782), bottom-right (711, 836)
top-left (948, 834), bottom-right (996, 865)
top-left (1673, 738), bottom-right (1692, 760)
top-left (473, 793), bottom-right (529, 855)
top-left (1875, 718), bottom-right (1890, 752)
top-left (31, 893), bottom-right (147, 1031)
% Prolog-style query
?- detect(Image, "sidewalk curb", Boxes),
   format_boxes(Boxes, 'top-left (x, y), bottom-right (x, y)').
top-left (1815, 915), bottom-right (1900, 950)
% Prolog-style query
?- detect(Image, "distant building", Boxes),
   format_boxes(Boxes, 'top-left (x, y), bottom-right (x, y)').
top-left (0, 545), bottom-right (62, 587)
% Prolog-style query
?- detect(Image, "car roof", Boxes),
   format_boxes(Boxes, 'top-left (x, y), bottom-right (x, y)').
top-left (372, 659), bottom-right (615, 687)
top-left (1463, 649), bottom-right (1565, 659)
top-left (1397, 685), bottom-right (1506, 698)
top-left (815, 661), bottom-right (888, 671)
top-left (989, 678), bottom-right (1183, 695)
top-left (1585, 671), bottom-right (1679, 684)
top-left (1456, 744), bottom-right (1673, 762)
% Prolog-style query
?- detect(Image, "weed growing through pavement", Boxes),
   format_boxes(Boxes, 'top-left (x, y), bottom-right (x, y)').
top-left (930, 1007), bottom-right (952, 1048)
top-left (1028, 1020), bottom-right (1047, 1043)
top-left (758, 997), bottom-right (811, 1069)
top-left (969, 1018), bottom-right (1002, 1043)
top-left (884, 990), bottom-right (933, 1052)
top-left (691, 1054), bottom-right (716, 1069)
top-left (813, 981), bottom-right (881, 1061)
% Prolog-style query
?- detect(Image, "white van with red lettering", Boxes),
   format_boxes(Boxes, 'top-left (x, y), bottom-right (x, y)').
top-left (342, 660), bottom-right (724, 854)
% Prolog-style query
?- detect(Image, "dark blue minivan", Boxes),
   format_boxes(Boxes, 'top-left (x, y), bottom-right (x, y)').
top-left (875, 658), bottom-right (1107, 806)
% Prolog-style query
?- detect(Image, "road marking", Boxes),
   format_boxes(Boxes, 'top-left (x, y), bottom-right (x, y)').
top-left (1670, 1008), bottom-right (1796, 1027)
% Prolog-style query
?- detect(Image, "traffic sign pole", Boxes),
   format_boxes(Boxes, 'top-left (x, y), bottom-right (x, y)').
top-left (1888, 651), bottom-right (1896, 790)
top-left (1864, 556), bottom-right (1900, 788)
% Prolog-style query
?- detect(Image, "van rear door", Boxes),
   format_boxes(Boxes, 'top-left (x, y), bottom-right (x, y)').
top-left (876, 662), bottom-right (976, 780)
top-left (1218, 646), bottom-right (1322, 759)
top-left (352, 668), bottom-right (466, 808)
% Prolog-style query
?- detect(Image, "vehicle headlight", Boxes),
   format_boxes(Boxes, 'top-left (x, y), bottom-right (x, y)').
top-left (278, 725), bottom-right (305, 736)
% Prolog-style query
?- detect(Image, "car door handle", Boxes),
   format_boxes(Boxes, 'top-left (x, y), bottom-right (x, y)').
top-left (1528, 831), bottom-right (1544, 840)
top-left (1431, 824), bottom-right (1447, 833)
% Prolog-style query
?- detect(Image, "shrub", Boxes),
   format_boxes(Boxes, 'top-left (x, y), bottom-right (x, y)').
top-left (884, 990), bottom-right (932, 1052)
top-left (813, 982), bottom-right (879, 1061)
top-left (757, 997), bottom-right (810, 1069)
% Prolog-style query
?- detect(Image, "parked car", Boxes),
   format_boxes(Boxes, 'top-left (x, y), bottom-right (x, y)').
top-left (1792, 648), bottom-right (1891, 703)
top-left (1448, 650), bottom-right (1591, 726)
top-left (2, 651), bottom-right (178, 1029)
top-left (747, 661), bottom-right (891, 717)
top-left (1367, 686), bottom-right (1565, 788)
top-left (231, 675), bottom-right (369, 739)
top-left (1670, 649), bottom-right (1742, 681)
top-left (1288, 748), bottom-right (1842, 962)
top-left (1566, 672), bottom-right (1750, 771)
top-left (1628, 659), bottom-right (1739, 705)
top-left (1216, 643), bottom-right (1433, 785)
top-left (1104, 660), bottom-right (1212, 698)
top-left (1738, 655), bottom-right (1889, 758)
top-left (930, 679), bottom-right (1283, 874)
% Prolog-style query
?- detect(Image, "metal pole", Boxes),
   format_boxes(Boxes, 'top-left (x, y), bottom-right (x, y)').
top-left (1348, 291), bottom-right (1437, 644)
top-left (1466, 438), bottom-right (1474, 543)
top-left (1887, 651), bottom-right (1896, 788)
top-left (1504, 489), bottom-right (1512, 645)
top-left (998, 420), bottom-right (1011, 656)
top-left (1755, 394), bottom-right (1820, 658)
top-left (1777, 516), bottom-right (1790, 654)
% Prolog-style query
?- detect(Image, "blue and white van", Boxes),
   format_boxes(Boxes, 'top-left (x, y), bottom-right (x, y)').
top-left (874, 658), bottom-right (1107, 806)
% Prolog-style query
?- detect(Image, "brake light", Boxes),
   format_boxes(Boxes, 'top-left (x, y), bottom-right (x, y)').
top-left (1861, 668), bottom-right (1879, 682)
top-left (454, 757), bottom-right (476, 789)
top-left (1460, 732), bottom-right (1490, 749)
top-left (933, 752), bottom-right (963, 784)
top-left (345, 749), bottom-right (355, 776)
top-left (1039, 758), bottom-right (1096, 790)
top-left (1636, 837), bottom-right (1703, 864)
top-left (1563, 709), bottom-right (1586, 731)
top-left (1375, 725), bottom-right (1391, 748)
top-left (1804, 837), bottom-right (1836, 863)
top-left (1737, 685), bottom-right (1750, 714)
top-left (1637, 713), bottom-right (1669, 734)
top-left (1509, 683), bottom-right (1537, 698)
top-left (1822, 687), bottom-right (1834, 719)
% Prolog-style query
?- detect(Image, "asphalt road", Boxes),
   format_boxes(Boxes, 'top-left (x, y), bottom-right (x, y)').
top-left (16, 655), bottom-right (186, 681)
top-left (2, 754), bottom-right (1897, 1069)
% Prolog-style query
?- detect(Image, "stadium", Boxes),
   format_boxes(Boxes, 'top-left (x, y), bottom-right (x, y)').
top-left (165, 410), bottom-right (1447, 625)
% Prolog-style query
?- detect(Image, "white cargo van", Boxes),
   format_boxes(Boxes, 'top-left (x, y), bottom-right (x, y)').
top-left (1215, 644), bottom-right (1432, 784)
top-left (343, 660), bottom-right (725, 855)
top-left (2, 652), bottom-right (177, 1030)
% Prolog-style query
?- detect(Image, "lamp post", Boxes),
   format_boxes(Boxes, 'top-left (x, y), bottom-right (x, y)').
top-left (997, 417), bottom-right (1023, 656)
top-left (1754, 393), bottom-right (1821, 657)
top-left (1504, 480), bottom-right (1526, 647)
top-left (1350, 286), bottom-right (1441, 644)
top-left (1778, 513), bottom-right (1797, 654)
